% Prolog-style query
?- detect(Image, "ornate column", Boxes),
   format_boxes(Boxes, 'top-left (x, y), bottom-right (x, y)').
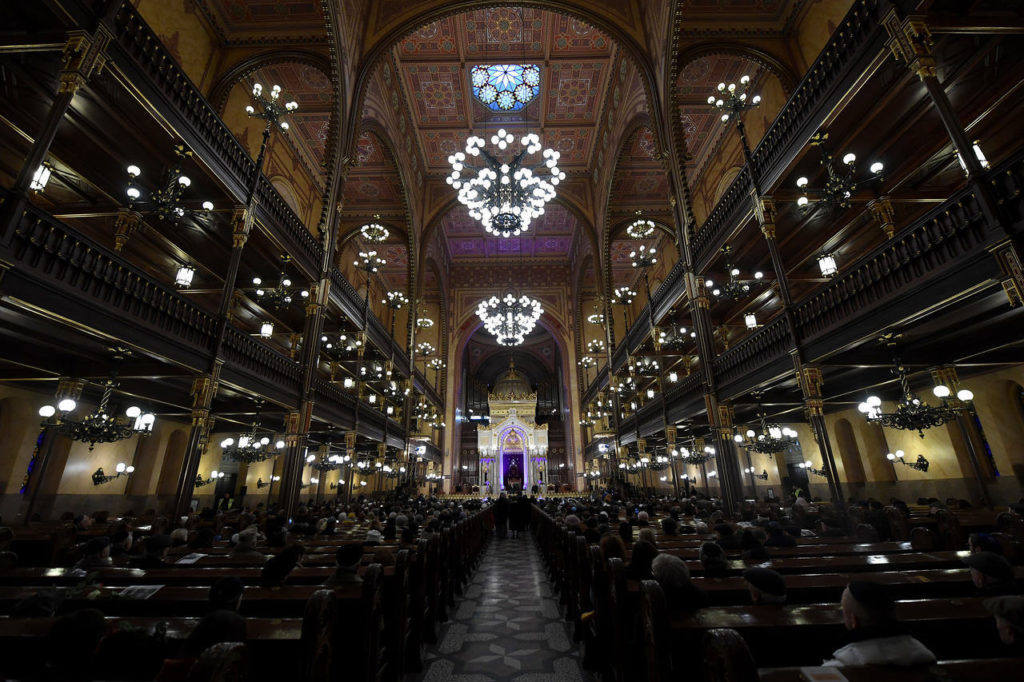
top-left (930, 365), bottom-right (993, 508)
top-left (112, 209), bottom-right (142, 252)
top-left (2, 27), bottom-right (112, 239)
top-left (794, 359), bottom-right (844, 508)
top-left (278, 407), bottom-right (311, 515)
top-left (173, 374), bottom-right (218, 518)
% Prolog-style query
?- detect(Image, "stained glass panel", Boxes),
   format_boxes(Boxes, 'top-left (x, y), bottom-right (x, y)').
top-left (471, 64), bottom-right (541, 111)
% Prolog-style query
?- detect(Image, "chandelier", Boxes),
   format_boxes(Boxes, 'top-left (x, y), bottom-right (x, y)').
top-left (307, 449), bottom-right (351, 472)
top-left (476, 291), bottom-right (543, 346)
top-left (416, 315), bottom-right (435, 329)
top-left (38, 353), bottom-right (155, 450)
top-left (673, 439), bottom-right (716, 466)
top-left (578, 356), bottom-right (596, 369)
top-left (253, 256), bottom-right (308, 309)
top-left (630, 244), bottom-right (658, 270)
top-left (707, 247), bottom-right (763, 301)
top-left (735, 402), bottom-right (797, 455)
top-left (627, 357), bottom-right (660, 376)
top-left (626, 211), bottom-right (655, 239)
top-left (857, 352), bottom-right (973, 437)
top-left (796, 132), bottom-right (883, 212)
top-left (446, 130), bottom-right (563, 237)
top-left (586, 312), bottom-right (605, 325)
top-left (321, 332), bottom-right (356, 360)
top-left (355, 250), bottom-right (386, 274)
top-left (427, 358), bottom-right (445, 373)
top-left (709, 75), bottom-right (762, 124)
top-left (586, 339), bottom-right (605, 354)
top-left (359, 215), bottom-right (389, 243)
top-left (125, 144), bottom-right (214, 222)
top-left (612, 287), bottom-right (636, 306)
top-left (416, 342), bottom-right (436, 356)
top-left (220, 402), bottom-right (285, 463)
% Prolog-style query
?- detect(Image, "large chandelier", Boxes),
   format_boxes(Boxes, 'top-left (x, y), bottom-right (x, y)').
top-left (253, 256), bottom-right (308, 309)
top-left (796, 132), bottom-right (883, 212)
top-left (626, 211), bottom-right (655, 239)
top-left (125, 144), bottom-right (214, 222)
top-left (359, 215), bottom-right (389, 243)
top-left (858, 354), bottom-right (973, 438)
top-left (38, 353), bottom-right (155, 450)
top-left (220, 402), bottom-right (285, 463)
top-left (707, 246), bottom-right (764, 301)
top-left (307, 448), bottom-right (351, 472)
top-left (673, 440), bottom-right (716, 466)
top-left (446, 130), bottom-right (563, 237)
top-left (735, 401), bottom-right (797, 456)
top-left (476, 291), bottom-right (543, 346)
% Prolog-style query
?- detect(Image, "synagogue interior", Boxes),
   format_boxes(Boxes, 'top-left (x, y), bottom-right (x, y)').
top-left (0, 0), bottom-right (1023, 680)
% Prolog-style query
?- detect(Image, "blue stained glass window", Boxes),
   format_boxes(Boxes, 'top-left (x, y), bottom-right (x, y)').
top-left (471, 64), bottom-right (540, 111)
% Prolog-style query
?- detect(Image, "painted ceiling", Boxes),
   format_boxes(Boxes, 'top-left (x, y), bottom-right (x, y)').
top-left (440, 203), bottom-right (579, 263)
top-left (393, 8), bottom-right (616, 174)
top-left (196, 0), bottom-right (327, 43)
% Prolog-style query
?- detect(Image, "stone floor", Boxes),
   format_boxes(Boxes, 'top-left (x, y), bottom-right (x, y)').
top-left (412, 529), bottom-right (597, 681)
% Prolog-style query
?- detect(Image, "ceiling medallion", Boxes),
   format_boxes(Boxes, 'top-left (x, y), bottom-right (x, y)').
top-left (476, 291), bottom-right (543, 346)
top-left (446, 130), bottom-right (563, 238)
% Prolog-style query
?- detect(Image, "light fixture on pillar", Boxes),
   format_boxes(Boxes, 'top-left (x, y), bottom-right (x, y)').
top-left (355, 250), bottom-right (386, 275)
top-left (857, 346), bottom-right (973, 437)
top-left (194, 470), bottom-right (225, 487)
top-left (446, 130), bottom-right (562, 237)
top-left (259, 321), bottom-right (274, 338)
top-left (955, 141), bottom-right (990, 176)
top-left (629, 244), bottom-right (658, 270)
top-left (92, 462), bottom-right (135, 486)
top-left (706, 246), bottom-right (763, 300)
top-left (175, 263), bottom-right (196, 288)
top-left (886, 450), bottom-right (930, 472)
top-left (817, 253), bottom-right (838, 278)
top-left (383, 291), bottom-right (409, 310)
top-left (743, 467), bottom-right (768, 480)
top-left (220, 402), bottom-right (286, 463)
top-left (29, 161), bottom-right (54, 192)
top-left (612, 287), bottom-right (636, 307)
top-left (744, 313), bottom-right (758, 330)
top-left (416, 342), bottom-right (436, 356)
top-left (798, 460), bottom-right (829, 477)
top-left (307, 449), bottom-right (350, 472)
top-left (256, 475), bottom-right (280, 489)
top-left (37, 352), bottom-right (155, 450)
top-left (476, 291), bottom-right (543, 346)
top-left (626, 210), bottom-right (656, 239)
top-left (427, 358), bottom-right (445, 373)
top-left (735, 400), bottom-right (797, 456)
top-left (710, 74), bottom-right (761, 123)
top-left (253, 255), bottom-right (308, 310)
top-left (359, 215), bottom-right (389, 243)
top-left (125, 144), bottom-right (214, 222)
top-left (586, 339), bottom-right (605, 354)
top-left (246, 82), bottom-right (297, 130)
top-left (795, 132), bottom-right (883, 212)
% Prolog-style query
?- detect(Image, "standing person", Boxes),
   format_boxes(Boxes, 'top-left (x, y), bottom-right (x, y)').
top-left (493, 493), bottom-right (509, 539)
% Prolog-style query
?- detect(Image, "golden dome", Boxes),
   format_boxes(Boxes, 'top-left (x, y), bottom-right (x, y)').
top-left (492, 360), bottom-right (532, 398)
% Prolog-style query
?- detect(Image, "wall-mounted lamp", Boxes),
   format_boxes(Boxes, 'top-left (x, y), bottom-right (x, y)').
top-left (92, 462), bottom-right (134, 485)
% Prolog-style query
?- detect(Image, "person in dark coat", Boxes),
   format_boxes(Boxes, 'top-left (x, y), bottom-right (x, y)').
top-left (510, 494), bottom-right (530, 538)
top-left (493, 493), bottom-right (509, 539)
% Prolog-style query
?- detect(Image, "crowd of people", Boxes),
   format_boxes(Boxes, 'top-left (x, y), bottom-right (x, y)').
top-left (0, 492), bottom-right (485, 680)
top-left (534, 486), bottom-right (1024, 667)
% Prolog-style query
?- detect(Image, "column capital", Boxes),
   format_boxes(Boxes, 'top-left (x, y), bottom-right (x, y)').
top-left (58, 28), bottom-right (112, 95)
top-left (883, 12), bottom-right (937, 80)
top-left (56, 377), bottom-right (86, 401)
top-left (991, 240), bottom-right (1024, 307)
top-left (231, 206), bottom-right (253, 247)
top-left (868, 197), bottom-right (897, 239)
top-left (113, 208), bottom-right (142, 252)
top-left (190, 373), bottom-right (219, 409)
top-left (692, 275), bottom-right (710, 309)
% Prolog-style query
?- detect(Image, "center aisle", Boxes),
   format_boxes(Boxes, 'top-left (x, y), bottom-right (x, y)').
top-left (414, 530), bottom-right (595, 681)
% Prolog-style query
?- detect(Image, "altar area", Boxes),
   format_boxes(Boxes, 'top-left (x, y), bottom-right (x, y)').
top-left (475, 360), bottom-right (548, 495)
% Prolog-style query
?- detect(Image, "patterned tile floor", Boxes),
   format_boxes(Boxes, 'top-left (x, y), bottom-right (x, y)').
top-left (413, 530), bottom-right (597, 681)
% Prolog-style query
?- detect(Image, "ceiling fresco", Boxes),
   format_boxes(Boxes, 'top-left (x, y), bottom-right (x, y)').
top-left (392, 7), bottom-right (617, 173)
top-left (196, 0), bottom-right (327, 43)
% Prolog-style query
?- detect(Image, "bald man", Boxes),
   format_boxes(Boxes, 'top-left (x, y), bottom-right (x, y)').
top-left (823, 581), bottom-right (936, 667)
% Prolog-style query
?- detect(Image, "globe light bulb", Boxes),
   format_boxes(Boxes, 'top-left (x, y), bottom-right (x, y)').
top-left (58, 398), bottom-right (76, 412)
top-left (39, 405), bottom-right (56, 418)
top-left (957, 389), bottom-right (974, 401)
top-left (932, 385), bottom-right (950, 398)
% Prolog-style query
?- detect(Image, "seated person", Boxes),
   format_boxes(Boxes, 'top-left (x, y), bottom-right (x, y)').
top-left (139, 534), bottom-right (173, 569)
top-left (964, 551), bottom-right (1017, 596)
top-left (652, 554), bottom-right (707, 612)
top-left (260, 545), bottom-right (303, 587)
top-left (740, 527), bottom-right (770, 561)
top-left (699, 541), bottom-right (730, 578)
top-left (627, 540), bottom-right (658, 581)
top-left (660, 517), bottom-right (679, 536)
top-left (324, 543), bottom-right (364, 586)
top-left (714, 523), bottom-right (741, 549)
top-left (157, 610), bottom-right (247, 682)
top-left (742, 567), bottom-right (786, 605)
top-left (968, 532), bottom-right (1002, 554)
top-left (824, 581), bottom-right (936, 666)
top-left (637, 527), bottom-right (657, 547)
top-left (984, 596), bottom-right (1024, 654)
top-left (45, 608), bottom-right (108, 680)
top-left (618, 521), bottom-right (634, 545)
top-left (209, 577), bottom-right (244, 612)
top-left (228, 529), bottom-right (263, 561)
top-left (764, 521), bottom-right (796, 547)
top-left (600, 534), bottom-right (626, 563)
top-left (75, 537), bottom-right (112, 570)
